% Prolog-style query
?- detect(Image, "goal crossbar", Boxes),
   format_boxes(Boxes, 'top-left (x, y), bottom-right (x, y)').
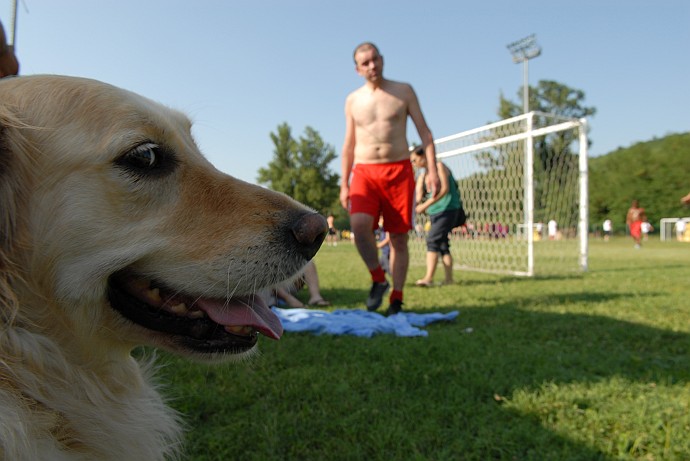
top-left (437, 120), bottom-right (582, 160)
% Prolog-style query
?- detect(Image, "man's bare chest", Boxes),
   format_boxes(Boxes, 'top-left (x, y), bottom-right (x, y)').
top-left (353, 91), bottom-right (407, 125)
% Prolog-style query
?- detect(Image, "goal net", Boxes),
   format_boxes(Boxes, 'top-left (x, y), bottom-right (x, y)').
top-left (409, 112), bottom-right (588, 277)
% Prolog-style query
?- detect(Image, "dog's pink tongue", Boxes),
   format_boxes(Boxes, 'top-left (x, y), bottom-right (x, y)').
top-left (196, 297), bottom-right (283, 340)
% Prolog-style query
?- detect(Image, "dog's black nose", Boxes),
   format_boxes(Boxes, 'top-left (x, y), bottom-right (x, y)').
top-left (291, 212), bottom-right (328, 260)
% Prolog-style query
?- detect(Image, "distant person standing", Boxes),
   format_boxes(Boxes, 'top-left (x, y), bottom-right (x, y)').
top-left (547, 219), bottom-right (558, 240)
top-left (375, 216), bottom-right (391, 275)
top-left (626, 200), bottom-right (646, 249)
top-left (326, 213), bottom-right (338, 246)
top-left (602, 218), bottom-right (612, 242)
top-left (676, 219), bottom-right (687, 242)
top-left (0, 20), bottom-right (19, 78)
top-left (535, 222), bottom-right (544, 241)
top-left (340, 42), bottom-right (440, 316)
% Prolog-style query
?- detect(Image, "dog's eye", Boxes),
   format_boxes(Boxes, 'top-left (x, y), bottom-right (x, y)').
top-left (129, 143), bottom-right (158, 167)
top-left (116, 143), bottom-right (177, 177)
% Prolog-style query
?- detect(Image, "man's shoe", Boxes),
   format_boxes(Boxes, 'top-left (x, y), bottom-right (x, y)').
top-left (385, 299), bottom-right (404, 316)
top-left (365, 281), bottom-right (390, 311)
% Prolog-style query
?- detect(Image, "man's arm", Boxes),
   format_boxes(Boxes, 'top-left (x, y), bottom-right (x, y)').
top-left (414, 170), bottom-right (426, 204)
top-left (340, 96), bottom-right (356, 209)
top-left (406, 85), bottom-right (440, 197)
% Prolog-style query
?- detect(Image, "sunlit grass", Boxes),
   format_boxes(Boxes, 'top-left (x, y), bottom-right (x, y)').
top-left (155, 238), bottom-right (690, 460)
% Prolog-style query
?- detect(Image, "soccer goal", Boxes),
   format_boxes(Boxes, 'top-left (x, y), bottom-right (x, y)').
top-left (409, 112), bottom-right (589, 277)
top-left (660, 217), bottom-right (690, 242)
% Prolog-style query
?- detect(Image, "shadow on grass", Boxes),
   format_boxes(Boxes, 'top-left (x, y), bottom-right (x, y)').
top-left (314, 275), bottom-right (581, 306)
top-left (393, 299), bottom-right (690, 460)
top-left (161, 292), bottom-right (689, 461)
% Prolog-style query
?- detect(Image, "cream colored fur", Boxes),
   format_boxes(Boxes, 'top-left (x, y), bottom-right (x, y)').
top-left (0, 75), bottom-right (324, 460)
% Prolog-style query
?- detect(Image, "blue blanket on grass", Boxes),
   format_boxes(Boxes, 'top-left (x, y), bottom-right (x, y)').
top-left (272, 307), bottom-right (459, 338)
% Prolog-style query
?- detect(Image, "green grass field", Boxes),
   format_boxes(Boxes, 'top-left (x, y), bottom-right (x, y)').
top-left (154, 238), bottom-right (690, 460)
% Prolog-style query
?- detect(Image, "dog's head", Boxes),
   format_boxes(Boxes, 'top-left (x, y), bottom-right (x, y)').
top-left (0, 75), bottom-right (327, 361)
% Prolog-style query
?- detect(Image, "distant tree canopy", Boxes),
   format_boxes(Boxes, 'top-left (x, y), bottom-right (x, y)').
top-left (589, 132), bottom-right (690, 232)
top-left (500, 79), bottom-right (596, 188)
top-left (257, 123), bottom-right (340, 217)
top-left (499, 80), bottom-right (597, 121)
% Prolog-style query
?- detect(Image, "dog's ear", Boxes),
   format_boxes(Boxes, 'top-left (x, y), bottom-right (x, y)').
top-left (0, 107), bottom-right (23, 322)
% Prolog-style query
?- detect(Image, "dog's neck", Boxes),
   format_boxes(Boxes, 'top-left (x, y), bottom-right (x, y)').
top-left (0, 325), bottom-right (183, 460)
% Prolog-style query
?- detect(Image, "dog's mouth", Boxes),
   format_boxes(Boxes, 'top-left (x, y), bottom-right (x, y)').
top-left (107, 270), bottom-right (283, 354)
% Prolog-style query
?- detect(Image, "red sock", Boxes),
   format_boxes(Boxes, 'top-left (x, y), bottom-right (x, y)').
top-left (390, 290), bottom-right (403, 303)
top-left (369, 266), bottom-right (386, 283)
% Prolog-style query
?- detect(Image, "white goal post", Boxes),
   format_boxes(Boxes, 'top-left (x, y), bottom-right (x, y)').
top-left (660, 218), bottom-right (690, 242)
top-left (409, 112), bottom-right (589, 277)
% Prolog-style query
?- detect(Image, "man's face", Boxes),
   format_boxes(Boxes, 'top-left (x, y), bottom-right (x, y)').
top-left (355, 47), bottom-right (383, 82)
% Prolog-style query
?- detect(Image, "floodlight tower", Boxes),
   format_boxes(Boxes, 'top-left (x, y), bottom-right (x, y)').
top-left (507, 34), bottom-right (541, 113)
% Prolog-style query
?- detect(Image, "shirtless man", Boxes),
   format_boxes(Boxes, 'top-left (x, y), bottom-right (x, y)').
top-left (340, 42), bottom-right (440, 315)
top-left (626, 200), bottom-right (646, 249)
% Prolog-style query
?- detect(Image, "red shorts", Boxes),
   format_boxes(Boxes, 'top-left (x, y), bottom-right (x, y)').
top-left (630, 221), bottom-right (642, 239)
top-left (348, 159), bottom-right (415, 234)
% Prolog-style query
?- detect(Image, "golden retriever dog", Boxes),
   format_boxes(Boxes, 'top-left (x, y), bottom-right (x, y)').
top-left (0, 75), bottom-right (327, 460)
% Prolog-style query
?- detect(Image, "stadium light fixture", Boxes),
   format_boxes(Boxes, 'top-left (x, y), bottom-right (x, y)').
top-left (507, 34), bottom-right (541, 113)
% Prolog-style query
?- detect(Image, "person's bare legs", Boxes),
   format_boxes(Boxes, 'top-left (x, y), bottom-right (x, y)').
top-left (303, 261), bottom-right (329, 305)
top-left (350, 212), bottom-right (379, 270)
top-left (275, 287), bottom-right (304, 308)
top-left (441, 253), bottom-right (454, 284)
top-left (388, 232), bottom-right (409, 292)
top-left (417, 251), bottom-right (438, 285)
top-left (417, 251), bottom-right (453, 285)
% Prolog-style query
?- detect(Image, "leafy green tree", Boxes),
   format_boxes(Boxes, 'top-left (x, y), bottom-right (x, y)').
top-left (498, 79), bottom-right (596, 178)
top-left (499, 80), bottom-right (597, 121)
top-left (257, 123), bottom-right (340, 216)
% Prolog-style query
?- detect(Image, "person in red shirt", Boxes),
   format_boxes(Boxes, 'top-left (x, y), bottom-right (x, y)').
top-left (626, 200), bottom-right (646, 249)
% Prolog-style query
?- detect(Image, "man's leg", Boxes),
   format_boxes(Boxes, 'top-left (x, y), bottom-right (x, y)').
top-left (385, 232), bottom-right (408, 315)
top-left (350, 212), bottom-right (379, 270)
top-left (351, 212), bottom-right (389, 310)
top-left (388, 232), bottom-right (409, 293)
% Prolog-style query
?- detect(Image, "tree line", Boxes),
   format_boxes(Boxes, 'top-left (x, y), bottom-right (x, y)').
top-left (589, 132), bottom-right (690, 232)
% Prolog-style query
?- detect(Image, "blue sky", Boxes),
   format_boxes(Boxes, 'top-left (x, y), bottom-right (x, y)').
top-left (3, 0), bottom-right (688, 184)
